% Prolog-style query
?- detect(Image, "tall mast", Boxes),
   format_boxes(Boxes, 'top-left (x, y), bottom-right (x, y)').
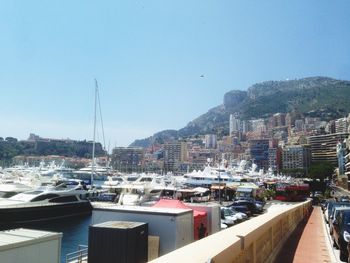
top-left (92, 79), bottom-right (98, 186)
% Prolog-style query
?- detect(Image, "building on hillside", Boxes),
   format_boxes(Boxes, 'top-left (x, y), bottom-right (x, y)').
top-left (282, 145), bottom-right (311, 176)
top-left (250, 119), bottom-right (266, 133)
top-left (325, 120), bottom-right (336, 134)
top-left (268, 147), bottom-right (282, 173)
top-left (272, 126), bottom-right (288, 142)
top-left (188, 149), bottom-right (217, 170)
top-left (344, 137), bottom-right (350, 188)
top-left (335, 118), bottom-right (348, 133)
top-left (285, 113), bottom-right (293, 128)
top-left (248, 139), bottom-right (269, 171)
top-left (205, 134), bottom-right (217, 149)
top-left (337, 140), bottom-right (346, 176)
top-left (307, 133), bottom-right (349, 166)
top-left (268, 113), bottom-right (285, 130)
top-left (241, 120), bottom-right (250, 133)
top-left (268, 139), bottom-right (282, 173)
top-left (111, 147), bottom-right (144, 172)
top-left (294, 119), bottom-right (304, 132)
top-left (163, 141), bottom-right (188, 172)
top-left (229, 114), bottom-right (240, 135)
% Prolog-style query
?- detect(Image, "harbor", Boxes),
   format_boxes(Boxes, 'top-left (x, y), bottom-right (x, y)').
top-left (0, 160), bottom-right (320, 263)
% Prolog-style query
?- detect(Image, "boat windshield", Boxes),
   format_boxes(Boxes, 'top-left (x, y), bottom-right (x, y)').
top-left (223, 208), bottom-right (234, 216)
top-left (138, 177), bottom-right (153, 182)
top-left (112, 177), bottom-right (124, 182)
top-left (0, 191), bottom-right (18, 198)
top-left (9, 191), bottom-right (44, 202)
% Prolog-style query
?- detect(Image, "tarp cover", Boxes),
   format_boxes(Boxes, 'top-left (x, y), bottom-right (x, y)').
top-left (153, 199), bottom-right (208, 240)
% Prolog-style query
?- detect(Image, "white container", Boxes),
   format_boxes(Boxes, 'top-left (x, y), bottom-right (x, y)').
top-left (0, 228), bottom-right (62, 263)
top-left (185, 202), bottom-right (221, 234)
top-left (92, 205), bottom-right (194, 256)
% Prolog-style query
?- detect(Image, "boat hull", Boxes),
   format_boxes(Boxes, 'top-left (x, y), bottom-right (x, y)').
top-left (0, 201), bottom-right (92, 229)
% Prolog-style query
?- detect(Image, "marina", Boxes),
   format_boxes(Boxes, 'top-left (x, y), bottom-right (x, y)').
top-left (0, 1), bottom-right (348, 262)
top-left (0, 160), bottom-right (315, 263)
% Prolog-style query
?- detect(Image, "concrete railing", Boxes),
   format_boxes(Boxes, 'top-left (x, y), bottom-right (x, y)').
top-left (149, 200), bottom-right (312, 263)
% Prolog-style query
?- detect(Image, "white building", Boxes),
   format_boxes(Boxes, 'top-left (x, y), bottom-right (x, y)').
top-left (229, 114), bottom-right (241, 135)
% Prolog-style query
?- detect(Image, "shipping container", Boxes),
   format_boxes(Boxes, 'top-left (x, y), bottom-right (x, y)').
top-left (88, 221), bottom-right (148, 263)
top-left (92, 205), bottom-right (194, 256)
top-left (0, 228), bottom-right (62, 263)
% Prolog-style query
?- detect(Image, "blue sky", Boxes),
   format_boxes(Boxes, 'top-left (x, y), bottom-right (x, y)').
top-left (1, 1), bottom-right (350, 148)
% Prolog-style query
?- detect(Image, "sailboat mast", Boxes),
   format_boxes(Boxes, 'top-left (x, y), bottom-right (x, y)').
top-left (92, 79), bottom-right (98, 186)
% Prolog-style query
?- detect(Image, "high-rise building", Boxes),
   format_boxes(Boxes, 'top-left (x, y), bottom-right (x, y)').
top-left (268, 147), bottom-right (282, 173)
top-left (241, 120), bottom-right (249, 133)
top-left (335, 118), bottom-right (348, 133)
top-left (250, 119), bottom-right (266, 132)
top-left (229, 114), bottom-right (240, 135)
top-left (337, 140), bottom-right (346, 175)
top-left (164, 141), bottom-right (188, 172)
top-left (248, 139), bottom-right (270, 171)
top-left (274, 113), bottom-right (286, 127)
top-left (111, 147), bottom-right (144, 172)
top-left (307, 133), bottom-right (349, 166)
top-left (294, 119), bottom-right (304, 131)
top-left (285, 113), bottom-right (293, 128)
top-left (325, 120), bottom-right (336, 134)
top-left (205, 134), bottom-right (217, 149)
top-left (282, 145), bottom-right (311, 174)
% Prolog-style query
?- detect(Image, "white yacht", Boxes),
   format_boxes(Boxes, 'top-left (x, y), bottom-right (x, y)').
top-left (101, 175), bottom-right (127, 191)
top-left (0, 183), bottom-right (33, 198)
top-left (182, 166), bottom-right (238, 187)
top-left (70, 163), bottom-right (113, 183)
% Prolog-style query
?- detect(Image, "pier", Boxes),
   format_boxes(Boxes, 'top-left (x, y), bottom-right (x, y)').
top-left (148, 200), bottom-right (312, 263)
top-left (0, 199), bottom-right (344, 263)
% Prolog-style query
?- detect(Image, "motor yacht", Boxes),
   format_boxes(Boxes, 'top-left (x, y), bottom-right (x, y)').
top-left (182, 166), bottom-right (237, 187)
top-left (101, 175), bottom-right (127, 191)
top-left (0, 182), bottom-right (98, 229)
top-left (69, 163), bottom-right (113, 183)
top-left (0, 183), bottom-right (34, 198)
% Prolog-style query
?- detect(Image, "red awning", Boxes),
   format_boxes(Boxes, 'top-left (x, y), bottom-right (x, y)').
top-left (153, 199), bottom-right (206, 217)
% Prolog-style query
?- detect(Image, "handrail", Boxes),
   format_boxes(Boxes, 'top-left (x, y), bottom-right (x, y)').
top-left (66, 245), bottom-right (88, 263)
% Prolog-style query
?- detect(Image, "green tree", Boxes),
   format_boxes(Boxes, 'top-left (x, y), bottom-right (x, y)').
top-left (308, 161), bottom-right (335, 181)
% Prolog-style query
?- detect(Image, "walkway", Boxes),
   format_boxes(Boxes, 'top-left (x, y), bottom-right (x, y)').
top-left (274, 206), bottom-right (335, 263)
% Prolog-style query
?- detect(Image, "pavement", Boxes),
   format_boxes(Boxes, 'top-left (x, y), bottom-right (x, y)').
top-left (274, 206), bottom-right (337, 263)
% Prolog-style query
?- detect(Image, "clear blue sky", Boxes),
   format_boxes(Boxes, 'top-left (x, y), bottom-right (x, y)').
top-left (1, 1), bottom-right (350, 148)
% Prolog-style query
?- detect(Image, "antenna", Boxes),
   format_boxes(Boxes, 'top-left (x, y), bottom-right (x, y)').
top-left (91, 79), bottom-right (98, 186)
top-left (97, 87), bottom-right (106, 151)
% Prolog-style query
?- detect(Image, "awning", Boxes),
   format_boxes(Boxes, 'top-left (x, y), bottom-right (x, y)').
top-left (236, 188), bottom-right (253, 193)
top-left (210, 185), bottom-right (226, 190)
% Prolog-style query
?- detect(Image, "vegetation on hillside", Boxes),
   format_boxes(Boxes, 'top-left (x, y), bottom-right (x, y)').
top-left (131, 77), bottom-right (350, 148)
top-left (0, 137), bottom-right (106, 166)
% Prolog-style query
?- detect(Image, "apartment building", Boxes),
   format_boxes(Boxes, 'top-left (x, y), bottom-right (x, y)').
top-left (307, 133), bottom-right (349, 166)
top-left (111, 147), bottom-right (144, 172)
top-left (163, 141), bottom-right (188, 172)
top-left (282, 145), bottom-right (311, 174)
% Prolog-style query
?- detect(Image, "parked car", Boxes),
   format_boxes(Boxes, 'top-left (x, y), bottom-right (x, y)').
top-left (220, 207), bottom-right (239, 227)
top-left (230, 198), bottom-right (262, 215)
top-left (321, 199), bottom-right (331, 213)
top-left (226, 206), bottom-right (248, 221)
top-left (325, 201), bottom-right (350, 224)
top-left (226, 204), bottom-right (252, 217)
top-left (329, 207), bottom-right (350, 235)
top-left (332, 209), bottom-right (350, 261)
top-left (338, 195), bottom-right (350, 202)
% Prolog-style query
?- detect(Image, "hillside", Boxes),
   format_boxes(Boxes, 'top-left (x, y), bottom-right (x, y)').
top-left (130, 77), bottom-right (350, 148)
